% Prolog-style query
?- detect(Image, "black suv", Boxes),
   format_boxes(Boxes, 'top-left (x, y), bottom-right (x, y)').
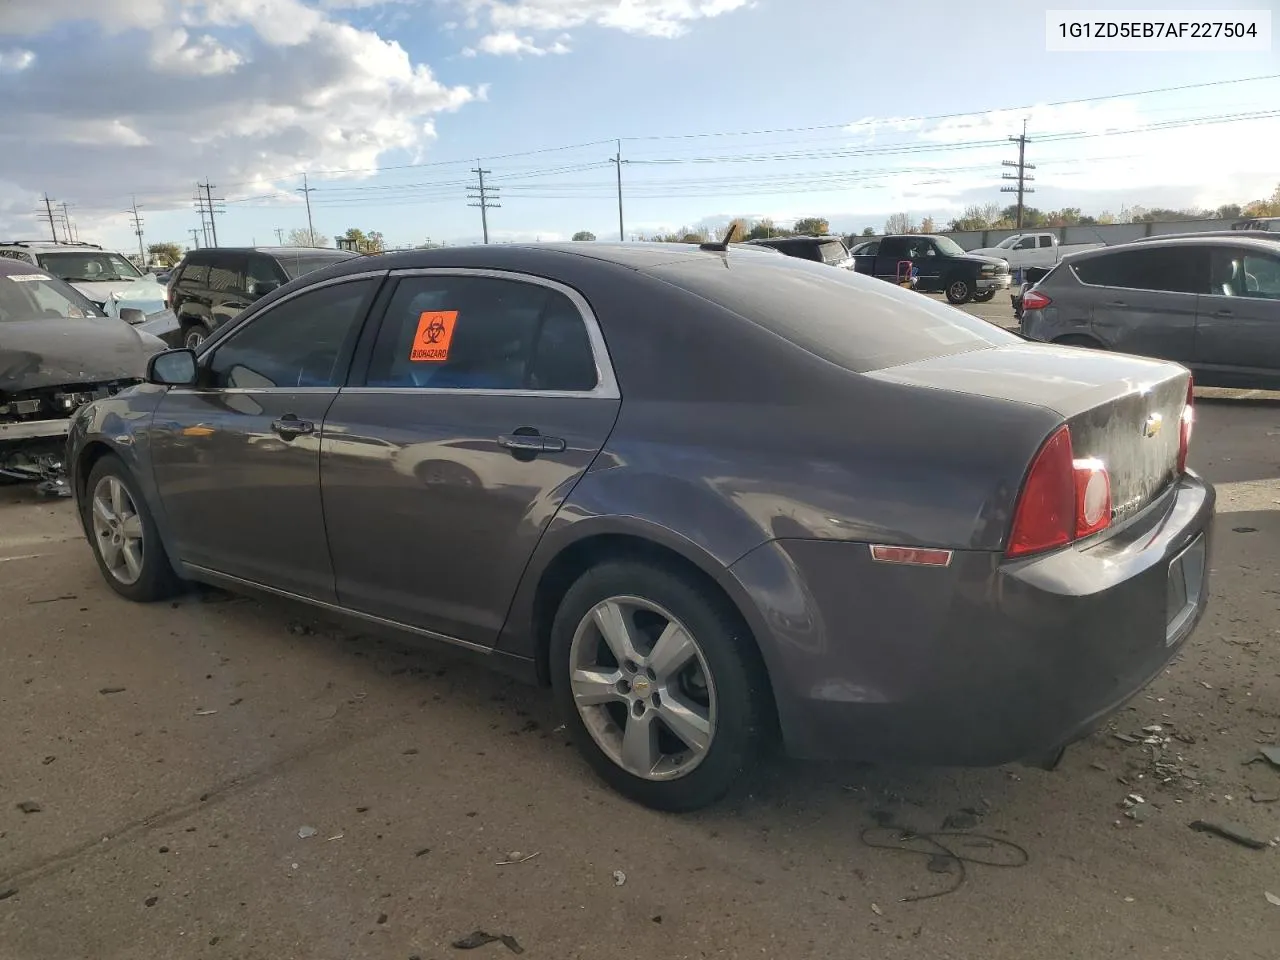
top-left (743, 236), bottom-right (854, 268)
top-left (168, 246), bottom-right (358, 348)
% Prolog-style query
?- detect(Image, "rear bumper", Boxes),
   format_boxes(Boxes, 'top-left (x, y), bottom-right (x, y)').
top-left (730, 473), bottom-right (1214, 764)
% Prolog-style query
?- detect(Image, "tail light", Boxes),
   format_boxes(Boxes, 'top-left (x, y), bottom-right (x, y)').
top-left (1006, 425), bottom-right (1113, 558)
top-left (1178, 378), bottom-right (1194, 474)
top-left (1022, 290), bottom-right (1051, 311)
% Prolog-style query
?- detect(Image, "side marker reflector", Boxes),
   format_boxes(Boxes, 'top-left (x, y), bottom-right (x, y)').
top-left (869, 545), bottom-right (953, 567)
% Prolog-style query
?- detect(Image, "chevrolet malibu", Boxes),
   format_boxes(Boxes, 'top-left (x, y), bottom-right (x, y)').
top-left (66, 242), bottom-right (1213, 811)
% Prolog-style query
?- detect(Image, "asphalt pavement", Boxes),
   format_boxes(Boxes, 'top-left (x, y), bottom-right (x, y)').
top-left (1, 318), bottom-right (1278, 958)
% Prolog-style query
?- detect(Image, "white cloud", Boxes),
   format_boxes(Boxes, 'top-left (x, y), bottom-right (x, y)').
top-left (0, 48), bottom-right (37, 72)
top-left (473, 29), bottom-right (570, 56)
top-left (0, 0), bottom-right (477, 237)
top-left (454, 0), bottom-right (750, 42)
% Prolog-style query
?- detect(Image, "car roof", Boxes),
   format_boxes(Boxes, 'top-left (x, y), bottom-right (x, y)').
top-left (1126, 230), bottom-right (1280, 245)
top-left (1078, 235), bottom-right (1280, 258)
top-left (0, 240), bottom-right (106, 250)
top-left (185, 246), bottom-right (357, 256)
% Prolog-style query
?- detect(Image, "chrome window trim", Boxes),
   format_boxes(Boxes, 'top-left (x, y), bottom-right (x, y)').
top-left (361, 266), bottom-right (621, 401)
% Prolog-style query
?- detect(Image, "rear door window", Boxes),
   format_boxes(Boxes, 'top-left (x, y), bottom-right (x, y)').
top-left (178, 257), bottom-right (210, 285)
top-left (1209, 249), bottom-right (1280, 299)
top-left (207, 255), bottom-right (247, 296)
top-left (364, 275), bottom-right (600, 392)
top-left (1071, 247), bottom-right (1208, 294)
top-left (1038, 236), bottom-right (1054, 248)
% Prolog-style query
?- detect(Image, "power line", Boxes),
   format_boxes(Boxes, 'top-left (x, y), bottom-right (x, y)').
top-left (1001, 120), bottom-right (1035, 228)
top-left (466, 164), bottom-right (500, 244)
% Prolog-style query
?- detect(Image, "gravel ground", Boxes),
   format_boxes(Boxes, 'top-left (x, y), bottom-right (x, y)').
top-left (1, 365), bottom-right (1277, 958)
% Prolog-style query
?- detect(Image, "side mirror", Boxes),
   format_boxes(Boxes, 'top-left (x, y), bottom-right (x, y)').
top-left (119, 307), bottom-right (147, 325)
top-left (147, 348), bottom-right (198, 387)
top-left (249, 279), bottom-right (281, 298)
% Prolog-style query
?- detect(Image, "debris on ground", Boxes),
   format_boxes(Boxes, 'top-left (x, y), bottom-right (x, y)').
top-left (326, 834), bottom-right (343, 841)
top-left (612, 870), bottom-right (627, 886)
top-left (98, 687), bottom-right (126, 695)
top-left (144, 896), bottom-right (158, 907)
top-left (195, 709), bottom-right (218, 716)
top-left (942, 809), bottom-right (980, 830)
top-left (1259, 746), bottom-right (1280, 769)
top-left (1266, 891), bottom-right (1280, 907)
top-left (0, 889), bottom-right (18, 901)
top-left (1188, 819), bottom-right (1269, 850)
top-left (495, 852), bottom-right (538, 865)
top-left (287, 622), bottom-right (315, 636)
top-left (297, 826), bottom-right (317, 839)
top-left (15, 801), bottom-right (41, 814)
top-left (451, 930), bottom-right (524, 954)
top-left (870, 902), bottom-right (884, 916)
top-left (27, 594), bottom-right (77, 605)
top-left (1250, 792), bottom-right (1279, 804)
top-left (860, 824), bottom-right (1029, 902)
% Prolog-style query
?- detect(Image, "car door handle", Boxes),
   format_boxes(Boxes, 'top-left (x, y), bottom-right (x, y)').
top-left (498, 432), bottom-right (566, 454)
top-left (1105, 300), bottom-right (1128, 307)
top-left (1212, 309), bottom-right (1233, 317)
top-left (271, 415), bottom-right (314, 440)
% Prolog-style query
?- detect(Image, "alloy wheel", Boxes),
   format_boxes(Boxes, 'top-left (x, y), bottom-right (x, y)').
top-left (948, 280), bottom-right (970, 301)
top-left (91, 475), bottom-right (145, 585)
top-left (568, 596), bottom-right (717, 781)
top-left (184, 328), bottom-right (205, 349)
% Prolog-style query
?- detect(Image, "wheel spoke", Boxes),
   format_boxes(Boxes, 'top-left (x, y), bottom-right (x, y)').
top-left (593, 600), bottom-right (640, 665)
top-left (647, 621), bottom-right (696, 681)
top-left (99, 537), bottom-right (122, 569)
top-left (92, 496), bottom-right (115, 526)
top-left (121, 541), bottom-right (143, 580)
top-left (571, 667), bottom-right (624, 707)
top-left (109, 477), bottom-right (124, 516)
top-left (657, 694), bottom-right (712, 755)
top-left (120, 514), bottom-right (143, 539)
top-left (620, 710), bottom-right (659, 776)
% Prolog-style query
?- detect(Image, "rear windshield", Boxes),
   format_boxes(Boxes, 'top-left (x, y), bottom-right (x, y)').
top-left (273, 252), bottom-right (357, 280)
top-left (646, 255), bottom-right (1017, 372)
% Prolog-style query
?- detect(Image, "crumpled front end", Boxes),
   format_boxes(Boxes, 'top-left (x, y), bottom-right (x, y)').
top-left (1, 378), bottom-right (139, 494)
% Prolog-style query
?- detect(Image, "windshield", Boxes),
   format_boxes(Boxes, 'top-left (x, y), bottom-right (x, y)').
top-left (819, 240), bottom-right (850, 264)
top-left (36, 251), bottom-right (144, 282)
top-left (995, 236), bottom-right (1020, 249)
top-left (933, 235), bottom-right (967, 257)
top-left (275, 252), bottom-right (357, 280)
top-left (0, 271), bottom-right (106, 321)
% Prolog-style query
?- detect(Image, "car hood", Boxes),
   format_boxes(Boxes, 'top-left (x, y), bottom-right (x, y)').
top-left (956, 253), bottom-right (1010, 268)
top-left (0, 317), bottom-right (151, 392)
top-left (66, 278), bottom-right (167, 306)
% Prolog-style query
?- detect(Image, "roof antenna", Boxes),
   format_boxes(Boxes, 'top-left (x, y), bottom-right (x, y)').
top-left (699, 221), bottom-right (741, 252)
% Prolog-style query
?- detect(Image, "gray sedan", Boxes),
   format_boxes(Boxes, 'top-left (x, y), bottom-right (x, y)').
top-left (65, 243), bottom-right (1213, 811)
top-left (1020, 235), bottom-right (1280, 389)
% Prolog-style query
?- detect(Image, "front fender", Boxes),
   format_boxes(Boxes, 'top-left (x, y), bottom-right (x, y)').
top-left (69, 384), bottom-right (181, 575)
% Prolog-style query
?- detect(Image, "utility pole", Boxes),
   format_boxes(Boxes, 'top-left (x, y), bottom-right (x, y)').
top-left (297, 174), bottom-right (315, 243)
top-left (612, 139), bottom-right (625, 241)
top-left (189, 228), bottom-right (202, 249)
top-left (275, 227), bottom-right (284, 244)
top-left (197, 181), bottom-right (224, 247)
top-left (41, 194), bottom-right (58, 241)
top-left (1000, 119), bottom-right (1035, 229)
top-left (467, 163), bottom-right (500, 244)
top-left (129, 196), bottom-right (146, 264)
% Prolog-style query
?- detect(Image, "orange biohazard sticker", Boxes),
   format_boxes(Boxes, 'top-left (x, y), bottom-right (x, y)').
top-left (409, 310), bottom-right (457, 362)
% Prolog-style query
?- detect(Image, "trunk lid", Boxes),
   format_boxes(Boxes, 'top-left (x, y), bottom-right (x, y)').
top-left (870, 343), bottom-right (1189, 525)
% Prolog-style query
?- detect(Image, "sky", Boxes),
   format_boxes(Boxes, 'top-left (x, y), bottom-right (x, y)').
top-left (0, 0), bottom-right (1277, 253)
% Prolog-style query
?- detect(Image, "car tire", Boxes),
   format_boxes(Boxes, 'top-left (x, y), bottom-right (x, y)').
top-left (82, 455), bottom-right (183, 602)
top-left (181, 319), bottom-right (213, 350)
top-left (1053, 334), bottom-right (1104, 349)
top-left (972, 290), bottom-right (996, 302)
top-left (550, 559), bottom-right (772, 812)
top-left (945, 277), bottom-right (973, 304)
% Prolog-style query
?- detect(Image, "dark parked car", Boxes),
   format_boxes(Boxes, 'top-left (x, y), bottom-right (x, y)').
top-left (850, 234), bottom-right (1011, 303)
top-left (743, 236), bottom-right (853, 268)
top-left (168, 246), bottom-right (358, 349)
top-left (67, 243), bottom-right (1211, 811)
top-left (1020, 236), bottom-right (1280, 389)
